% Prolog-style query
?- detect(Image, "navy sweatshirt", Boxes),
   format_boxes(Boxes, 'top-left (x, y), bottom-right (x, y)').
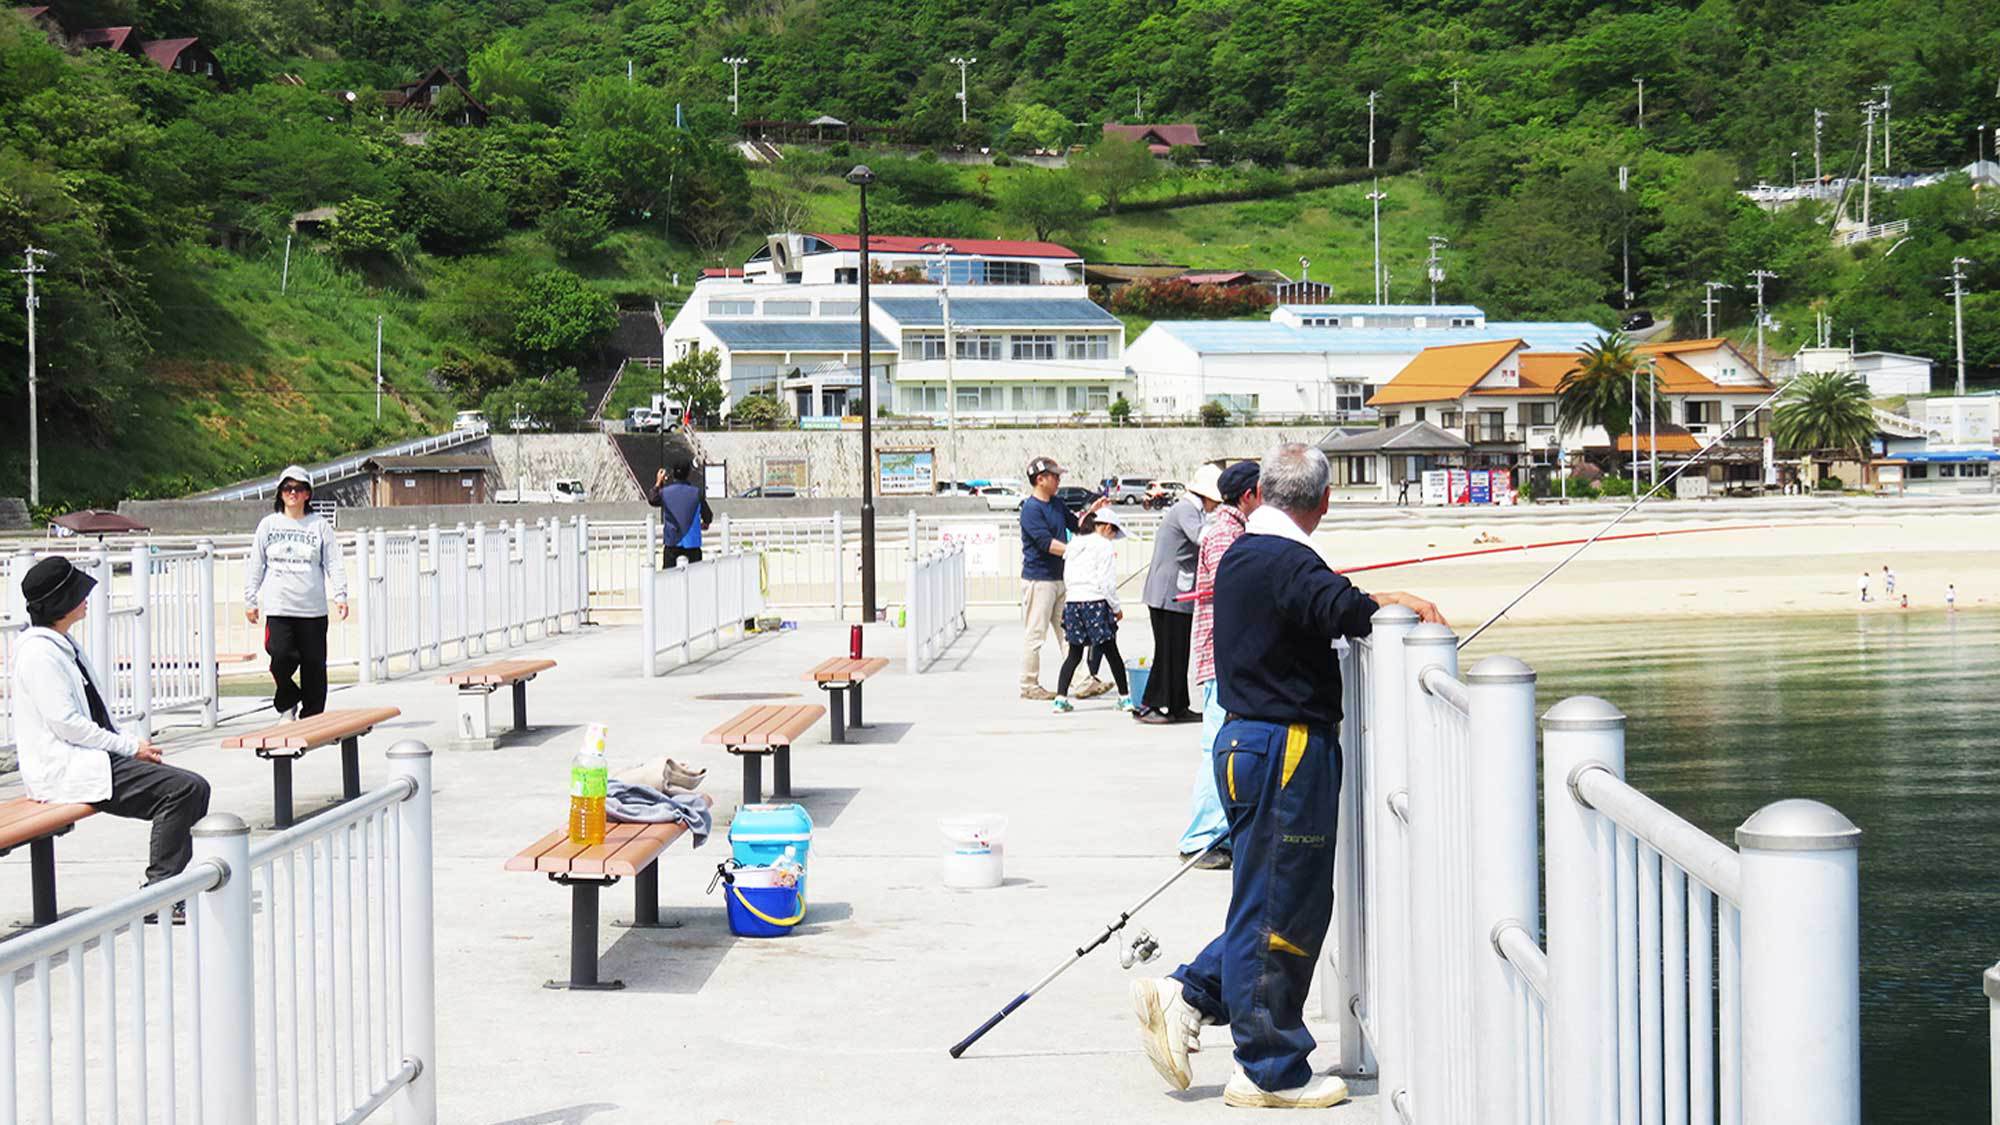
top-left (1212, 534), bottom-right (1379, 728)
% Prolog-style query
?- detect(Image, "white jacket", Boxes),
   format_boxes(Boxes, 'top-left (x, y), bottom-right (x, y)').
top-left (10, 627), bottom-right (139, 804)
top-left (1062, 534), bottom-right (1122, 612)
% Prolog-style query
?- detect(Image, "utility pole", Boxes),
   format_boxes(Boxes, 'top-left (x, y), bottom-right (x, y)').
top-left (282, 232), bottom-right (293, 294)
top-left (1425, 235), bottom-right (1448, 305)
top-left (1875, 84), bottom-right (1892, 172)
top-left (1791, 151), bottom-right (1799, 188)
top-left (1703, 281), bottom-right (1732, 339)
top-left (12, 246), bottom-right (50, 508)
top-left (949, 57), bottom-right (976, 125)
top-left (1633, 77), bottom-right (1645, 132)
top-left (1367, 181), bottom-right (1387, 305)
top-left (1451, 79), bottom-right (1460, 112)
top-left (1646, 357), bottom-right (1658, 492)
top-left (1366, 90), bottom-right (1378, 169)
top-left (1813, 108), bottom-right (1826, 192)
top-left (374, 313), bottom-right (384, 420)
top-left (1951, 257), bottom-right (1971, 396)
top-left (1861, 100), bottom-right (1877, 230)
top-left (724, 56), bottom-right (747, 116)
top-left (1749, 269), bottom-right (1778, 375)
top-left (933, 243), bottom-right (959, 491)
top-left (1619, 165), bottom-right (1632, 308)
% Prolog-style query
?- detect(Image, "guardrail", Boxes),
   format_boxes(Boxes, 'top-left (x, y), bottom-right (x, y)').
top-left (1987, 963), bottom-right (1999, 1122)
top-left (0, 743), bottom-right (436, 1124)
top-left (195, 424), bottom-right (492, 502)
top-left (906, 542), bottom-right (967, 672)
top-left (1331, 607), bottom-right (1861, 1124)
top-left (638, 546), bottom-right (765, 676)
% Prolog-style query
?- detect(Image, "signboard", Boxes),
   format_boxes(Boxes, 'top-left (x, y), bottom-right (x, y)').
top-left (703, 461), bottom-right (728, 500)
top-left (938, 522), bottom-right (1005, 574)
top-left (877, 448), bottom-right (937, 496)
top-left (762, 458), bottom-right (809, 491)
top-left (800, 417), bottom-right (842, 431)
top-left (1447, 469), bottom-right (1471, 505)
top-left (1421, 470), bottom-right (1449, 506)
top-left (1469, 471), bottom-right (1492, 506)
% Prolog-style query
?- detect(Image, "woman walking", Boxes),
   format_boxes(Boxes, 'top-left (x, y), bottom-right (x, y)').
top-left (245, 466), bottom-right (347, 719)
top-left (1052, 510), bottom-right (1134, 713)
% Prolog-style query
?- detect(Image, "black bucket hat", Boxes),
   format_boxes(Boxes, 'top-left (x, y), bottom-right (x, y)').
top-left (21, 555), bottom-right (96, 626)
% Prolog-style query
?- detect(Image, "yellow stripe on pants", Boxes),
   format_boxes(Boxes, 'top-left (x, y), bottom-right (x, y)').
top-left (1280, 724), bottom-right (1308, 789)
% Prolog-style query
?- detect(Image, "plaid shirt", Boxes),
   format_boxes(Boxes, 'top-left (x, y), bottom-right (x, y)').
top-left (1191, 504), bottom-right (1248, 686)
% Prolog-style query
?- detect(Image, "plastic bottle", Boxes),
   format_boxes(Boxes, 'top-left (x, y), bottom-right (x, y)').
top-left (771, 846), bottom-right (803, 888)
top-left (567, 722), bottom-right (609, 846)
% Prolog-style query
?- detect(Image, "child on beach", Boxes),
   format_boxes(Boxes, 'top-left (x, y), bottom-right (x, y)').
top-left (1857, 572), bottom-right (1871, 603)
top-left (1052, 510), bottom-right (1134, 713)
top-left (1947, 584), bottom-right (1957, 611)
top-left (1883, 565), bottom-right (1896, 596)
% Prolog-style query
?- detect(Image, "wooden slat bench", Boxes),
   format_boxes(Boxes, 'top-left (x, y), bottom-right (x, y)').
top-left (702, 704), bottom-right (826, 805)
top-left (505, 801), bottom-right (711, 990)
top-left (0, 799), bottom-right (96, 929)
top-left (437, 658), bottom-right (557, 750)
top-left (802, 657), bottom-right (890, 744)
top-left (221, 707), bottom-right (401, 829)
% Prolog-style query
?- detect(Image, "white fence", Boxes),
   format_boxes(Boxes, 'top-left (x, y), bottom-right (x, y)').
top-left (1328, 606), bottom-right (1861, 1125)
top-left (638, 549), bottom-right (766, 677)
top-left (0, 743), bottom-right (435, 1124)
top-left (905, 542), bottom-right (967, 673)
top-left (1988, 964), bottom-right (1999, 1123)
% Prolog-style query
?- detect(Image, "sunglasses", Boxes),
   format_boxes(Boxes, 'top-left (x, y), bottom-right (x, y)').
top-left (281, 483), bottom-right (311, 494)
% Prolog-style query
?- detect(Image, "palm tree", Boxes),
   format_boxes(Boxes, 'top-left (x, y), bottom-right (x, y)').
top-left (1772, 371), bottom-right (1875, 467)
top-left (1557, 331), bottom-right (1660, 476)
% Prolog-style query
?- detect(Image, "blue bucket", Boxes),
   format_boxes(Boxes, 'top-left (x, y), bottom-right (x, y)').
top-left (726, 882), bottom-right (806, 938)
top-left (1126, 663), bottom-right (1151, 702)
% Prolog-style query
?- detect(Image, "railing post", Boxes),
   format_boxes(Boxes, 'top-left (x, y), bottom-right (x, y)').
top-left (573, 514), bottom-right (590, 625)
top-left (192, 813), bottom-right (255, 1123)
top-left (1363, 604), bottom-right (1418, 1108)
top-left (129, 545), bottom-right (154, 736)
top-left (356, 531), bottom-right (376, 684)
top-left (87, 546), bottom-right (110, 675)
top-left (388, 741), bottom-right (437, 1125)
top-left (197, 540), bottom-right (218, 728)
top-left (1542, 696), bottom-right (1626, 1125)
top-left (424, 525), bottom-right (443, 668)
top-left (467, 523), bottom-right (487, 658)
top-left (1987, 963), bottom-right (2000, 1121)
top-left (831, 511), bottom-right (846, 622)
top-left (640, 539), bottom-right (657, 678)
top-left (510, 519), bottom-right (527, 647)
top-left (713, 512), bottom-right (731, 557)
top-left (1401, 621), bottom-right (1458, 1121)
top-left (1736, 799), bottom-right (1861, 1125)
top-left (908, 508), bottom-right (919, 564)
top-left (678, 556), bottom-right (692, 665)
top-left (906, 551), bottom-right (921, 673)
top-left (1466, 655), bottom-right (1539, 1116)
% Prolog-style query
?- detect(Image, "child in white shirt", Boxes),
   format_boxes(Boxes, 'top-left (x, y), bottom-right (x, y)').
top-left (1054, 511), bottom-right (1134, 712)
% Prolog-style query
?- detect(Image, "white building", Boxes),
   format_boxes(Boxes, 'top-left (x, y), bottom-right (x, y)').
top-left (664, 233), bottom-right (1127, 421)
top-left (1915, 393), bottom-right (2000, 448)
top-left (1124, 304), bottom-right (1603, 419)
top-left (1788, 346), bottom-right (1934, 397)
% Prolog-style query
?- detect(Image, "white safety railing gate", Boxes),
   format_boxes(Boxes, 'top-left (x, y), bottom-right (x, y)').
top-left (1332, 607), bottom-right (1861, 1125)
top-left (0, 743), bottom-right (436, 1125)
top-left (906, 542), bottom-right (967, 673)
top-left (638, 547), bottom-right (766, 676)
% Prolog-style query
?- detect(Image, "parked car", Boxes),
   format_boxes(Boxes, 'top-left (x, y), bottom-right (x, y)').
top-left (934, 480), bottom-right (980, 496)
top-left (1107, 475), bottom-right (1157, 505)
top-left (452, 410), bottom-right (487, 431)
top-left (495, 478), bottom-right (587, 504)
top-left (737, 485), bottom-right (798, 498)
top-left (625, 407), bottom-right (663, 432)
top-left (1054, 485), bottom-right (1098, 512)
top-left (1622, 309), bottom-right (1655, 332)
top-left (980, 486), bottom-right (1024, 511)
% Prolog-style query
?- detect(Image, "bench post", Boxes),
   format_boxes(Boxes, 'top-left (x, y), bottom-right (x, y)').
top-left (456, 686), bottom-right (495, 751)
top-left (827, 687), bottom-right (846, 744)
top-left (272, 756), bottom-right (296, 830)
top-left (773, 745), bottom-right (793, 799)
top-left (632, 865), bottom-right (663, 928)
top-left (849, 682), bottom-right (864, 730)
top-left (28, 836), bottom-right (58, 926)
top-left (545, 880), bottom-right (624, 991)
top-left (342, 736), bottom-right (362, 801)
top-left (741, 753), bottom-right (763, 806)
top-left (512, 680), bottom-right (530, 732)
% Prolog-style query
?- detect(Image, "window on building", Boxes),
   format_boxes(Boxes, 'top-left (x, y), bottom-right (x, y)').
top-left (1526, 402), bottom-right (1556, 427)
top-left (1414, 407), bottom-right (1426, 422)
top-left (1011, 334), bottom-right (1056, 361)
top-left (1210, 393), bottom-right (1259, 415)
top-left (1302, 316), bottom-right (1340, 328)
top-left (818, 300), bottom-right (859, 318)
top-left (1065, 386), bottom-right (1112, 412)
top-left (707, 299), bottom-right (754, 317)
top-left (986, 261), bottom-right (1035, 286)
top-left (1379, 412), bottom-right (1400, 428)
top-left (1732, 407), bottom-right (1763, 438)
top-left (1449, 317), bottom-right (1478, 328)
top-left (1335, 382), bottom-right (1365, 414)
top-left (1474, 410), bottom-right (1506, 442)
top-left (1012, 386), bottom-right (1059, 413)
top-left (1064, 334), bottom-right (1113, 360)
top-left (901, 386), bottom-right (951, 412)
top-left (1440, 409), bottom-right (1463, 430)
top-left (763, 300), bottom-right (811, 316)
top-left (958, 386), bottom-right (1001, 412)
top-left (1939, 463), bottom-right (1959, 478)
top-left (833, 268), bottom-right (859, 284)
top-left (1905, 463), bottom-right (1929, 479)
top-left (956, 334), bottom-right (1001, 360)
top-left (1686, 400), bottom-right (1719, 426)
top-left (1970, 462), bottom-right (1991, 477)
top-left (924, 259), bottom-right (1038, 286)
top-left (902, 333), bottom-right (947, 361)
top-left (1347, 456), bottom-right (1377, 485)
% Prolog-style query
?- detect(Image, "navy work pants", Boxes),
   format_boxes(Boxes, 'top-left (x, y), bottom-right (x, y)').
top-left (1169, 718), bottom-right (1339, 1092)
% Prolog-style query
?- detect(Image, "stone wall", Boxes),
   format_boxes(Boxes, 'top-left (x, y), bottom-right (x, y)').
top-left (487, 434), bottom-right (645, 501)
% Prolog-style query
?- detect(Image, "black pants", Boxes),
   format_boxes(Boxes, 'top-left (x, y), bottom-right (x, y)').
top-left (664, 546), bottom-right (704, 568)
top-left (1144, 607), bottom-right (1194, 716)
top-left (99, 754), bottom-right (212, 884)
top-left (1057, 637), bottom-right (1129, 697)
top-left (266, 614), bottom-right (330, 717)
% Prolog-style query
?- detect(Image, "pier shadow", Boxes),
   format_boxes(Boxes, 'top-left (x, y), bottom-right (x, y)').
top-left (783, 784), bottom-right (860, 827)
top-left (939, 625), bottom-right (994, 672)
top-left (505, 723), bottom-right (585, 749)
top-left (843, 720), bottom-right (912, 746)
top-left (600, 906), bottom-right (734, 994)
top-left (654, 631), bottom-right (785, 676)
top-left (488, 1103), bottom-right (621, 1125)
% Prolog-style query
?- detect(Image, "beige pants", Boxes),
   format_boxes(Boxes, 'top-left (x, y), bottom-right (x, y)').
top-left (1020, 579), bottom-right (1066, 689)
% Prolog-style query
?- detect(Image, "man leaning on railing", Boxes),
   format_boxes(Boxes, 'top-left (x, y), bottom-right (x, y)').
top-left (1129, 441), bottom-right (1444, 1110)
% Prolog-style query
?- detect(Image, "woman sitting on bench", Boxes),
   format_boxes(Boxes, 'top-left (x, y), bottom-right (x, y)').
top-left (12, 557), bottom-right (212, 892)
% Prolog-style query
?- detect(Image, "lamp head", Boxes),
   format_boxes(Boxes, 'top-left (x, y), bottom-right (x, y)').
top-left (845, 165), bottom-right (876, 187)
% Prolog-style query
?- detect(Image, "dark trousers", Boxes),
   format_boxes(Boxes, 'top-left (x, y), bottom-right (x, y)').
top-left (664, 546), bottom-right (704, 568)
top-left (1170, 719), bottom-right (1339, 1092)
top-left (1056, 637), bottom-right (1129, 697)
top-left (99, 754), bottom-right (212, 884)
top-left (266, 614), bottom-right (330, 718)
top-left (1143, 607), bottom-right (1194, 716)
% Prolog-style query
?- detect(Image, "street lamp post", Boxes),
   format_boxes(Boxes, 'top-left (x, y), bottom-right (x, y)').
top-left (950, 57), bottom-right (976, 125)
top-left (932, 243), bottom-right (959, 494)
top-left (846, 164), bottom-right (879, 620)
top-left (724, 56), bottom-right (747, 116)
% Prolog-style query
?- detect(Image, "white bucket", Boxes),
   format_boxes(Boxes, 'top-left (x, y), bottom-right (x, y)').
top-left (938, 814), bottom-right (1008, 889)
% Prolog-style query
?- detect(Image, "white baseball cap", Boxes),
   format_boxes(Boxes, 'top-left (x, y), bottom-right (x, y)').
top-left (1187, 463), bottom-right (1225, 503)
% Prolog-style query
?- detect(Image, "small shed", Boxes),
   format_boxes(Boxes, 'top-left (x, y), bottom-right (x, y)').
top-left (364, 454), bottom-right (497, 507)
top-left (1320, 420), bottom-right (1471, 503)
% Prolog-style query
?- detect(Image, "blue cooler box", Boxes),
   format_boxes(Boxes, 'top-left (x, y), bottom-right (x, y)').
top-left (730, 803), bottom-right (814, 894)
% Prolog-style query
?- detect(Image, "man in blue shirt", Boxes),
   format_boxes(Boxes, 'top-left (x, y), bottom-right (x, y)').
top-left (1018, 456), bottom-right (1106, 700)
top-left (649, 464), bottom-right (713, 567)
top-left (1131, 442), bottom-right (1443, 1109)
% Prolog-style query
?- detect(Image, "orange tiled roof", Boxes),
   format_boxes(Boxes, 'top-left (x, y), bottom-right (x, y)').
top-left (1367, 339), bottom-right (1523, 407)
top-left (1614, 427), bottom-right (1703, 454)
top-left (1463, 352), bottom-right (1572, 396)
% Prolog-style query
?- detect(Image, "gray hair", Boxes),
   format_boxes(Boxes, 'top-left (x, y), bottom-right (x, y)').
top-left (1258, 442), bottom-right (1330, 514)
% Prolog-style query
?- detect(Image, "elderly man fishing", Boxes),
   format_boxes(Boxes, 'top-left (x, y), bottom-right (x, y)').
top-left (1131, 442), bottom-right (1445, 1109)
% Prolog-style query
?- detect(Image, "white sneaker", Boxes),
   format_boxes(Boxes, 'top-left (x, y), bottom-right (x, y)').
top-left (1222, 1068), bottom-right (1350, 1109)
top-left (1131, 977), bottom-right (1207, 1091)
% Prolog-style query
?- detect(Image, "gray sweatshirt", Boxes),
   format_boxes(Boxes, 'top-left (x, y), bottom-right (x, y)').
top-left (245, 512), bottom-right (348, 617)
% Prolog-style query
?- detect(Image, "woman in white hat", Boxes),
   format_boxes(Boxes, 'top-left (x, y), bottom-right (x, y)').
top-left (244, 466), bottom-right (347, 718)
top-left (1052, 509), bottom-right (1135, 712)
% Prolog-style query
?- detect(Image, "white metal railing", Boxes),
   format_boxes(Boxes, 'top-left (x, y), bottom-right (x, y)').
top-left (196, 424), bottom-right (491, 502)
top-left (0, 743), bottom-right (435, 1124)
top-left (1334, 607), bottom-right (1861, 1125)
top-left (1987, 963), bottom-right (1999, 1123)
top-left (905, 542), bottom-right (967, 672)
top-left (638, 544), bottom-right (766, 676)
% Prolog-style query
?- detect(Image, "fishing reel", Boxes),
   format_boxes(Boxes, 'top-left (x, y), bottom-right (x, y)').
top-left (1118, 927), bottom-right (1162, 970)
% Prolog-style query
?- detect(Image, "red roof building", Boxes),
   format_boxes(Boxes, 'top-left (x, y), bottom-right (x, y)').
top-left (140, 37), bottom-right (222, 81)
top-left (808, 233), bottom-right (1080, 260)
top-left (75, 25), bottom-right (140, 53)
top-left (1102, 123), bottom-right (1205, 155)
top-left (382, 66), bottom-right (489, 126)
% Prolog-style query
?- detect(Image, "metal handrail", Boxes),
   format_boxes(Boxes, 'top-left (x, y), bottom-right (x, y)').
top-left (1418, 664), bottom-right (1470, 711)
top-left (246, 776), bottom-right (417, 864)
top-left (1493, 922), bottom-right (1551, 1003)
top-left (197, 422), bottom-right (492, 502)
top-left (1571, 764), bottom-right (1744, 905)
top-left (0, 861), bottom-right (222, 974)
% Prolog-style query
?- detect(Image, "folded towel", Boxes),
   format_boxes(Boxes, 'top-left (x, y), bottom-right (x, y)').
top-left (605, 780), bottom-right (712, 846)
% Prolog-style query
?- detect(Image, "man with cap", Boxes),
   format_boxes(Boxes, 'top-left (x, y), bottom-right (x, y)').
top-left (1136, 464), bottom-right (1223, 723)
top-left (11, 557), bottom-right (212, 894)
top-left (1017, 456), bottom-right (1107, 700)
top-left (1177, 459), bottom-right (1261, 868)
